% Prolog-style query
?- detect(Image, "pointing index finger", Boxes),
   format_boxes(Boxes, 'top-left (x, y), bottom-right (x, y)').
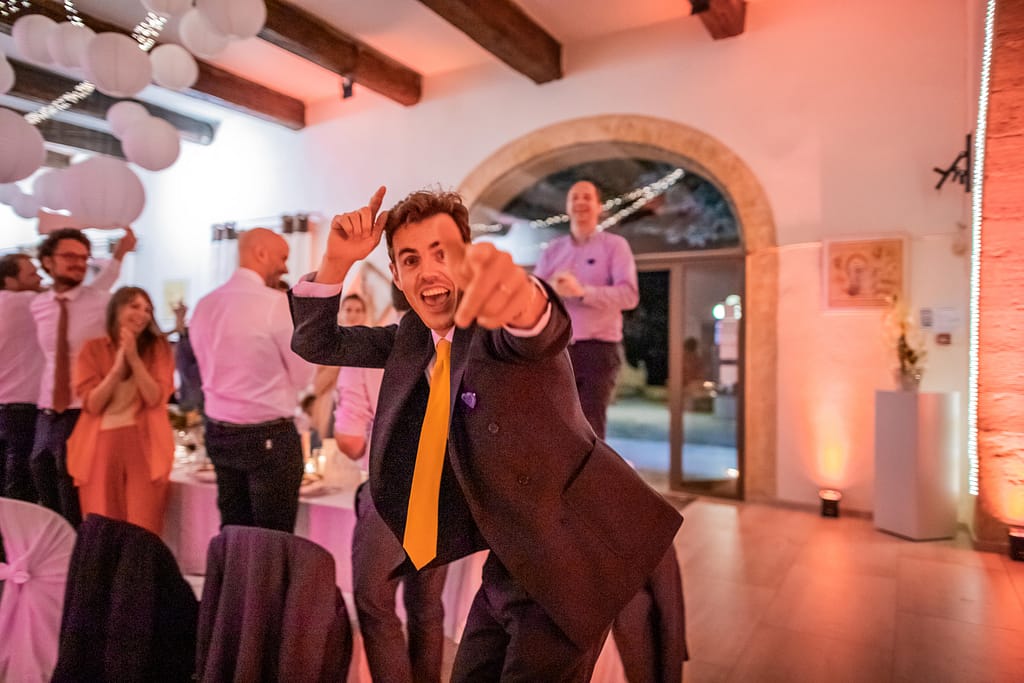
top-left (368, 186), bottom-right (386, 219)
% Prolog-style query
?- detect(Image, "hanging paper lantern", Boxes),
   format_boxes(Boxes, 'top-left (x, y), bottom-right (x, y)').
top-left (106, 101), bottom-right (151, 140)
top-left (11, 191), bottom-right (40, 219)
top-left (0, 183), bottom-right (20, 206)
top-left (47, 22), bottom-right (96, 69)
top-left (178, 8), bottom-right (230, 59)
top-left (150, 44), bottom-right (199, 90)
top-left (141, 0), bottom-right (193, 18)
top-left (0, 109), bottom-right (46, 184)
top-left (0, 54), bottom-right (14, 95)
top-left (33, 169), bottom-right (69, 211)
top-left (63, 157), bottom-right (146, 227)
top-left (122, 117), bottom-right (181, 172)
top-left (196, 0), bottom-right (266, 40)
top-left (11, 15), bottom-right (58, 65)
top-left (82, 33), bottom-right (153, 98)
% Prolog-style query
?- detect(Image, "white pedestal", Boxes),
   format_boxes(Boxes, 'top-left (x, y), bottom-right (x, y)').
top-left (873, 390), bottom-right (959, 540)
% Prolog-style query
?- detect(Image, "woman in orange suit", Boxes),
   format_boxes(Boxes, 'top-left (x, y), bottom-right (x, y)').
top-left (68, 286), bottom-right (175, 534)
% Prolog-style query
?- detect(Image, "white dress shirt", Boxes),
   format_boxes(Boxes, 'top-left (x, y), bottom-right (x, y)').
top-left (190, 268), bottom-right (313, 424)
top-left (30, 261), bottom-right (121, 410)
top-left (0, 290), bottom-right (45, 404)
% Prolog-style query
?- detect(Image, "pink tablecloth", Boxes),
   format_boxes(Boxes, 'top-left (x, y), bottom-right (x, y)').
top-left (162, 468), bottom-right (626, 681)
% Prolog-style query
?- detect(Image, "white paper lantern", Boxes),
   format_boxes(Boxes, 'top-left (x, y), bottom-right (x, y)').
top-left (106, 101), bottom-right (151, 140)
top-left (0, 183), bottom-right (19, 206)
top-left (142, 0), bottom-right (193, 18)
top-left (83, 33), bottom-right (153, 98)
top-left (122, 117), bottom-right (181, 171)
top-left (47, 22), bottom-right (96, 69)
top-left (196, 0), bottom-right (266, 39)
top-left (178, 8), bottom-right (230, 59)
top-left (0, 109), bottom-right (46, 184)
top-left (33, 169), bottom-right (69, 211)
top-left (150, 44), bottom-right (199, 90)
top-left (11, 191), bottom-right (40, 219)
top-left (12, 15), bottom-right (58, 65)
top-left (0, 54), bottom-right (14, 95)
top-left (64, 157), bottom-right (146, 227)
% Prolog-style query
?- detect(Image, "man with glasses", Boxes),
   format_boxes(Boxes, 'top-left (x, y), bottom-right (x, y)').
top-left (29, 227), bottom-right (135, 525)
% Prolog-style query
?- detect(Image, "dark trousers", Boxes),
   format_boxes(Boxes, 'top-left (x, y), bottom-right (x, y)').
top-left (30, 409), bottom-right (82, 526)
top-left (451, 553), bottom-right (605, 683)
top-left (204, 417), bottom-right (303, 532)
top-left (612, 548), bottom-right (688, 683)
top-left (568, 341), bottom-right (622, 440)
top-left (353, 484), bottom-right (448, 683)
top-left (0, 403), bottom-right (38, 501)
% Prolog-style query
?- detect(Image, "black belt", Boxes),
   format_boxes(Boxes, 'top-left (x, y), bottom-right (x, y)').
top-left (40, 408), bottom-right (79, 416)
top-left (0, 403), bottom-right (36, 409)
top-left (205, 416), bottom-right (293, 430)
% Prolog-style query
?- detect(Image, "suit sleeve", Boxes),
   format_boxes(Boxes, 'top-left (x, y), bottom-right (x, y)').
top-left (289, 290), bottom-right (396, 368)
top-left (489, 279), bottom-right (572, 363)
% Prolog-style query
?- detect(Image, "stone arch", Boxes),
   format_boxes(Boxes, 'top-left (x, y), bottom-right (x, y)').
top-left (458, 114), bottom-right (779, 500)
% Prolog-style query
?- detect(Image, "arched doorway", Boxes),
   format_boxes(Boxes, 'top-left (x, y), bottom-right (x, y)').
top-left (459, 115), bottom-right (778, 501)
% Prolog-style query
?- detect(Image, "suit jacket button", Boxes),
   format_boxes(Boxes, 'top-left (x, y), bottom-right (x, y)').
top-left (517, 474), bottom-right (530, 486)
top-left (487, 422), bottom-right (499, 435)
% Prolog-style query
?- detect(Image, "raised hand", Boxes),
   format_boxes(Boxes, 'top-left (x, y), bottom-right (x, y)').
top-left (120, 326), bottom-right (139, 364)
top-left (317, 186), bottom-right (389, 283)
top-left (113, 227), bottom-right (137, 260)
top-left (445, 240), bottom-right (546, 330)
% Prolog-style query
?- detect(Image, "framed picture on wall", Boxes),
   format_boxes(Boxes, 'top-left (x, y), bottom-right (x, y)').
top-left (823, 236), bottom-right (905, 309)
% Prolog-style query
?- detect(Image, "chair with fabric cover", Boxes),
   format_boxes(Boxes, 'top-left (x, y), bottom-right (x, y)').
top-left (52, 514), bottom-right (198, 682)
top-left (196, 525), bottom-right (353, 683)
top-left (0, 498), bottom-right (76, 683)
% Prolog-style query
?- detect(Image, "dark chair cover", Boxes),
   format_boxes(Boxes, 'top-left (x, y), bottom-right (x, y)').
top-left (195, 525), bottom-right (352, 683)
top-left (52, 514), bottom-right (198, 682)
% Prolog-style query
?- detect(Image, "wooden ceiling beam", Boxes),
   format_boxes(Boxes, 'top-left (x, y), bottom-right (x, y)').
top-left (261, 0), bottom-right (421, 106)
top-left (0, 7), bottom-right (305, 129)
top-left (691, 0), bottom-right (746, 40)
top-left (416, 0), bottom-right (561, 84)
top-left (7, 59), bottom-right (218, 144)
top-left (6, 105), bottom-right (126, 158)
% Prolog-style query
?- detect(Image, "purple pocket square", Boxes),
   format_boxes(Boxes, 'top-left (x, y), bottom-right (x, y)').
top-left (461, 392), bottom-right (477, 409)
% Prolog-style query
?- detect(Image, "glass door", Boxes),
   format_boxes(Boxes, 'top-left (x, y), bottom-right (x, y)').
top-left (608, 257), bottom-right (744, 499)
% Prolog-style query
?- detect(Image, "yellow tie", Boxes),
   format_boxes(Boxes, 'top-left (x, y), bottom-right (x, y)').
top-left (403, 339), bottom-right (451, 569)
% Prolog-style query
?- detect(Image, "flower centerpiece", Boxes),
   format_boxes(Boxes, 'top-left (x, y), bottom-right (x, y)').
top-left (883, 294), bottom-right (927, 391)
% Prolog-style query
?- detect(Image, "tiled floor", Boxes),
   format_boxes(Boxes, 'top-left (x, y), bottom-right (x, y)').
top-left (675, 499), bottom-right (1024, 683)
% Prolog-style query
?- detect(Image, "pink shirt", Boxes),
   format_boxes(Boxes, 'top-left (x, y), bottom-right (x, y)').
top-left (333, 365), bottom-right (385, 472)
top-left (30, 261), bottom-right (121, 410)
top-left (190, 268), bottom-right (313, 424)
top-left (0, 290), bottom-right (44, 404)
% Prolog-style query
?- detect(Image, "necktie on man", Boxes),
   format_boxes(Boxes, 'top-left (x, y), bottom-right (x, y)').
top-left (53, 296), bottom-right (71, 413)
top-left (403, 338), bottom-right (451, 569)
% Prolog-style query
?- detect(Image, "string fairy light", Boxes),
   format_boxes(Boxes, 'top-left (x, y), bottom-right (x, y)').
top-left (473, 168), bottom-right (686, 234)
top-left (967, 0), bottom-right (997, 497)
top-left (0, 0), bottom-right (30, 19)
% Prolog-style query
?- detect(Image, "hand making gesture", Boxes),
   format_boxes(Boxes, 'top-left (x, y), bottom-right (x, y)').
top-left (316, 186), bottom-right (390, 284)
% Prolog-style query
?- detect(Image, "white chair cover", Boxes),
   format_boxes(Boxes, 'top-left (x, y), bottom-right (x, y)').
top-left (0, 498), bottom-right (77, 683)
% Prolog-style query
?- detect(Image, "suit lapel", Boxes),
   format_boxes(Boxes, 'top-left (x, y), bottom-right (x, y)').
top-left (448, 325), bottom-right (472, 420)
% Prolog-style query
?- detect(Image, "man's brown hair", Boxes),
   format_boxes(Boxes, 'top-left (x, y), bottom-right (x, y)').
top-left (384, 190), bottom-right (471, 259)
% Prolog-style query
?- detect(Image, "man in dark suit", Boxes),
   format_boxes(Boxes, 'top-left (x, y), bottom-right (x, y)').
top-left (290, 187), bottom-right (682, 681)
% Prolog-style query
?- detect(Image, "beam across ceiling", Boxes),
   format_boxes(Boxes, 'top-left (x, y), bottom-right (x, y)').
top-left (7, 105), bottom-right (125, 158)
top-left (7, 58), bottom-right (217, 144)
top-left (691, 0), bottom-right (746, 40)
top-left (260, 0), bottom-right (421, 106)
top-left (0, 7), bottom-right (305, 129)
top-left (416, 0), bottom-right (561, 84)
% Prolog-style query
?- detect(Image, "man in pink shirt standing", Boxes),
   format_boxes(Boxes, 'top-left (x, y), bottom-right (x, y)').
top-left (0, 254), bottom-right (45, 502)
top-left (29, 227), bottom-right (135, 526)
top-left (189, 228), bottom-right (313, 532)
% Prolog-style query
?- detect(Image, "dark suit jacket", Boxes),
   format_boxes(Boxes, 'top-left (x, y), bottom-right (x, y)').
top-left (290, 284), bottom-right (682, 648)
